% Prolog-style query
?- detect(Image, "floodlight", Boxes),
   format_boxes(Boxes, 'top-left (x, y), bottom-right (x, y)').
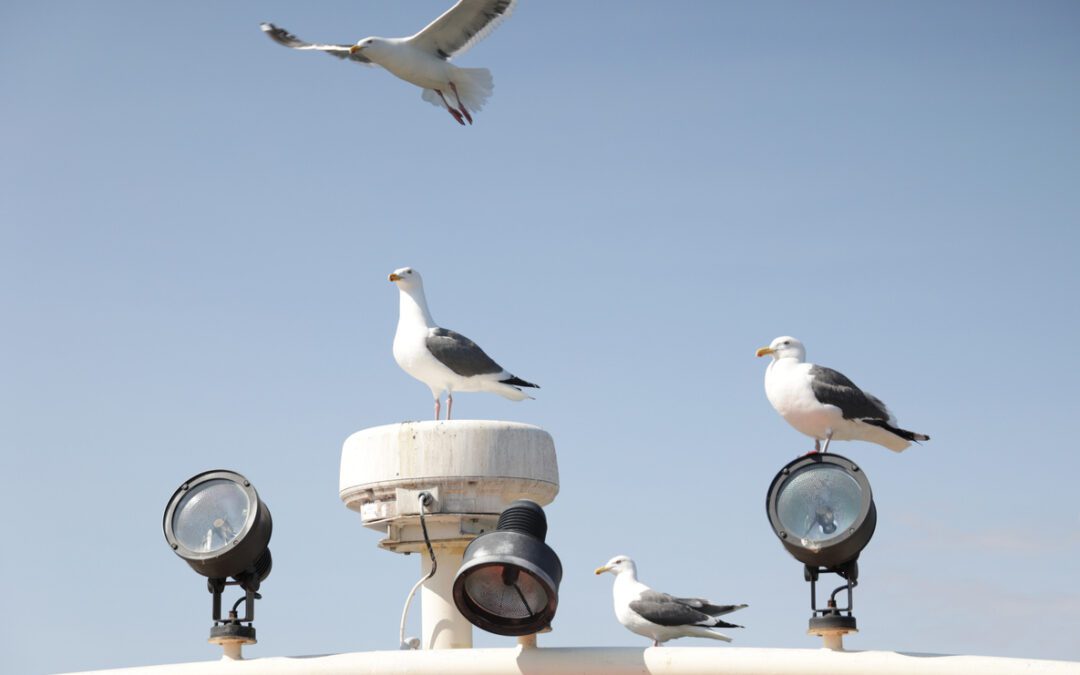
top-left (766, 453), bottom-right (876, 570)
top-left (163, 469), bottom-right (272, 647)
top-left (453, 500), bottom-right (562, 637)
top-left (766, 453), bottom-right (876, 643)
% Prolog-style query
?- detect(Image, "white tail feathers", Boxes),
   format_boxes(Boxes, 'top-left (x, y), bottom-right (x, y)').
top-left (420, 67), bottom-right (494, 113)
top-left (687, 626), bottom-right (733, 643)
top-left (480, 379), bottom-right (532, 401)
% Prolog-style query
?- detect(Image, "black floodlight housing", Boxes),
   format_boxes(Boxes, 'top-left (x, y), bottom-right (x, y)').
top-left (766, 453), bottom-right (876, 636)
top-left (453, 500), bottom-right (562, 637)
top-left (163, 469), bottom-right (272, 644)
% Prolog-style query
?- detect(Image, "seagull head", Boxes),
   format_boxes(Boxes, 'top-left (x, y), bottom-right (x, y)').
top-left (595, 555), bottom-right (637, 577)
top-left (350, 37), bottom-right (383, 56)
top-left (388, 266), bottom-right (423, 290)
top-left (756, 336), bottom-right (805, 362)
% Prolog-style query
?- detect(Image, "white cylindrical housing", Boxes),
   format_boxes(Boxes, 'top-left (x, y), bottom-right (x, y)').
top-left (339, 420), bottom-right (559, 649)
top-left (340, 420), bottom-right (559, 550)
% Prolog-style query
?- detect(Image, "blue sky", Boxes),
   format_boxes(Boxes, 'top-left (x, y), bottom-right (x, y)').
top-left (2, 1), bottom-right (1079, 672)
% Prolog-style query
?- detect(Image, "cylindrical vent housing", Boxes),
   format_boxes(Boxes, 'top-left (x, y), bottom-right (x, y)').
top-left (496, 500), bottom-right (548, 540)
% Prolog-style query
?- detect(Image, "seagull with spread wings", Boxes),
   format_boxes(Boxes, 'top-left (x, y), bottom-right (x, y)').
top-left (261, 0), bottom-right (515, 125)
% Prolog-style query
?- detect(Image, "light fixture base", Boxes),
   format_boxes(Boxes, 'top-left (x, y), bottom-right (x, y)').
top-left (208, 623), bottom-right (257, 645)
top-left (808, 613), bottom-right (857, 634)
top-left (808, 613), bottom-right (857, 651)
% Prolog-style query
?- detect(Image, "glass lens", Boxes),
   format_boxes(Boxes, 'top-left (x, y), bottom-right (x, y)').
top-left (463, 564), bottom-right (549, 620)
top-left (777, 465), bottom-right (863, 544)
top-left (172, 479), bottom-right (251, 553)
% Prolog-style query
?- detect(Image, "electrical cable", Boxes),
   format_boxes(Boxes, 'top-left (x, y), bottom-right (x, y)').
top-left (398, 492), bottom-right (436, 649)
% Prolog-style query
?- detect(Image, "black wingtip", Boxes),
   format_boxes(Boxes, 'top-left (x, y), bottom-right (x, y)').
top-left (501, 376), bottom-right (539, 389)
top-left (862, 418), bottom-right (929, 442)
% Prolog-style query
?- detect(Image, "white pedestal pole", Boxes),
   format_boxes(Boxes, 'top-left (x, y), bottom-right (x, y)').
top-left (421, 544), bottom-right (471, 649)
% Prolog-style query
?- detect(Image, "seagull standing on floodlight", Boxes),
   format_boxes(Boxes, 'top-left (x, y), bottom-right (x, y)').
top-left (756, 336), bottom-right (929, 454)
top-left (389, 267), bottom-right (538, 420)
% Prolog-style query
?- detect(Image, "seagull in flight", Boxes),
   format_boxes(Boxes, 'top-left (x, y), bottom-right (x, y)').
top-left (756, 336), bottom-right (930, 453)
top-left (260, 0), bottom-right (516, 125)
top-left (389, 267), bottom-right (538, 420)
top-left (595, 556), bottom-right (747, 647)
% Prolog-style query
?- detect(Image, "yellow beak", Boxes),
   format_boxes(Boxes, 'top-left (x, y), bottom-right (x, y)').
top-left (756, 346), bottom-right (775, 357)
top-left (594, 565), bottom-right (610, 575)
top-left (349, 45), bottom-right (362, 55)
top-left (388, 273), bottom-right (402, 282)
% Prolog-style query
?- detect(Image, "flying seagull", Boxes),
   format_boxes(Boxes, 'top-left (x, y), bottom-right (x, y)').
top-left (595, 556), bottom-right (747, 647)
top-left (260, 0), bottom-right (516, 125)
top-left (389, 267), bottom-right (538, 420)
top-left (756, 336), bottom-right (930, 453)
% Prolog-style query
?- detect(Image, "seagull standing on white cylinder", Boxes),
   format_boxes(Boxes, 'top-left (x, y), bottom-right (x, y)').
top-left (389, 267), bottom-right (539, 420)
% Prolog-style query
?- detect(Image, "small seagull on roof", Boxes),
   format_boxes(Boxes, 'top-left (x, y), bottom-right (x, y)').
top-left (260, 0), bottom-right (516, 125)
top-left (389, 267), bottom-right (538, 420)
top-left (595, 555), bottom-right (747, 647)
top-left (756, 336), bottom-right (930, 454)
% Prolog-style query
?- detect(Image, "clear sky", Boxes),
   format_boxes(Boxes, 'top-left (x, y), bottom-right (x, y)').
top-left (3, 1), bottom-right (1079, 673)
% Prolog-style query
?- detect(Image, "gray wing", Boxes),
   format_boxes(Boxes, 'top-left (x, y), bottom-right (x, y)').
top-left (629, 590), bottom-right (713, 627)
top-left (426, 328), bottom-right (504, 377)
top-left (408, 0), bottom-right (516, 60)
top-left (809, 365), bottom-right (890, 421)
top-left (260, 23), bottom-right (373, 65)
top-left (671, 597), bottom-right (747, 617)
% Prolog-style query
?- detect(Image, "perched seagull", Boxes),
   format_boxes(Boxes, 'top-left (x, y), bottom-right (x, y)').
top-left (389, 267), bottom-right (538, 420)
top-left (260, 0), bottom-right (516, 125)
top-left (595, 556), bottom-right (747, 647)
top-left (756, 336), bottom-right (930, 453)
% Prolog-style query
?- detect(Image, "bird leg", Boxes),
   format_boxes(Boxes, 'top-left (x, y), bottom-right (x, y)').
top-left (434, 396), bottom-right (442, 421)
top-left (808, 438), bottom-right (821, 455)
top-left (821, 429), bottom-right (834, 454)
top-left (449, 82), bottom-right (473, 125)
top-left (435, 89), bottom-right (466, 125)
top-left (446, 393), bottom-right (454, 420)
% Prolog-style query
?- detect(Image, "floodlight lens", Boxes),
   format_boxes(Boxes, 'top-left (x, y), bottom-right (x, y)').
top-left (462, 563), bottom-right (550, 620)
top-left (766, 453), bottom-right (876, 570)
top-left (776, 466), bottom-right (863, 544)
top-left (172, 479), bottom-right (251, 553)
top-left (453, 500), bottom-right (562, 636)
top-left (164, 469), bottom-right (272, 585)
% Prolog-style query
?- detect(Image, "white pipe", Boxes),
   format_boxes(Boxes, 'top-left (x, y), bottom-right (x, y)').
top-left (62, 646), bottom-right (1080, 675)
top-left (820, 632), bottom-right (844, 651)
top-left (517, 634), bottom-right (538, 649)
top-left (218, 642), bottom-right (243, 661)
top-left (420, 544), bottom-right (471, 649)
